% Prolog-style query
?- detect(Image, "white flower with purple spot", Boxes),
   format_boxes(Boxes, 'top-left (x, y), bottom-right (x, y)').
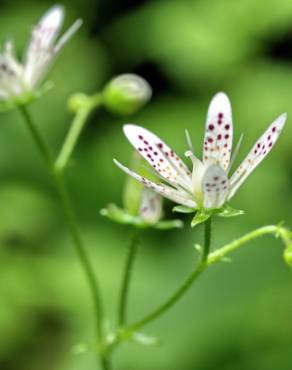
top-left (0, 5), bottom-right (82, 101)
top-left (114, 92), bottom-right (286, 216)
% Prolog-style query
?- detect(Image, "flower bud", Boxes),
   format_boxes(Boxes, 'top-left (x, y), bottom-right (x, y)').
top-left (68, 93), bottom-right (90, 113)
top-left (103, 74), bottom-right (152, 116)
top-left (283, 246), bottom-right (292, 267)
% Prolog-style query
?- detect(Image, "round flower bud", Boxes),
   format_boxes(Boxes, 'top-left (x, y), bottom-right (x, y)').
top-left (68, 93), bottom-right (90, 113)
top-left (103, 74), bottom-right (152, 116)
top-left (283, 246), bottom-right (292, 267)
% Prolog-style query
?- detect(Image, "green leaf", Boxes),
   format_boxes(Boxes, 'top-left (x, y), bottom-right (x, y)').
top-left (217, 205), bottom-right (244, 218)
top-left (191, 210), bottom-right (211, 227)
top-left (173, 205), bottom-right (196, 214)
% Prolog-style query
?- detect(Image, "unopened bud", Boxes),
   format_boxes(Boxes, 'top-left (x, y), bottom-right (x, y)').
top-left (103, 74), bottom-right (152, 116)
top-left (68, 93), bottom-right (89, 113)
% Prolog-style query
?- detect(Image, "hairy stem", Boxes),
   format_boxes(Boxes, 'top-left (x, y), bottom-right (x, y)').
top-left (18, 105), bottom-right (110, 370)
top-left (118, 231), bottom-right (140, 326)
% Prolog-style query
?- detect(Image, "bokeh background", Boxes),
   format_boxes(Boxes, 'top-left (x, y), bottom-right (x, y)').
top-left (0, 0), bottom-right (292, 369)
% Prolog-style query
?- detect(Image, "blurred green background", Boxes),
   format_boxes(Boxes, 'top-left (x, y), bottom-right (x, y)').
top-left (0, 0), bottom-right (292, 369)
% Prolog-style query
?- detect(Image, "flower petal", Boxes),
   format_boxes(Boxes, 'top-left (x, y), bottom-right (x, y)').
top-left (139, 188), bottom-right (162, 223)
top-left (0, 53), bottom-right (23, 96)
top-left (114, 159), bottom-right (196, 208)
top-left (203, 92), bottom-right (233, 171)
top-left (24, 5), bottom-right (65, 87)
top-left (228, 113), bottom-right (286, 199)
top-left (123, 124), bottom-right (192, 190)
top-left (202, 164), bottom-right (229, 209)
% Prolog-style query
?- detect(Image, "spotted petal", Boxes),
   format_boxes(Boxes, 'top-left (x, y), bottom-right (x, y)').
top-left (203, 92), bottom-right (233, 171)
top-left (123, 124), bottom-right (192, 191)
top-left (228, 113), bottom-right (286, 199)
top-left (202, 164), bottom-right (229, 209)
top-left (114, 159), bottom-right (196, 208)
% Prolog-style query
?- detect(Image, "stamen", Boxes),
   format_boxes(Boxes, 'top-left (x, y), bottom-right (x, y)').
top-left (185, 150), bottom-right (199, 167)
top-left (185, 129), bottom-right (193, 151)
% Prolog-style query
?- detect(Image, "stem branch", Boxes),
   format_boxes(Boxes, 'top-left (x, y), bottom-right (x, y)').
top-left (127, 218), bottom-right (212, 332)
top-left (18, 105), bottom-right (109, 370)
top-left (55, 93), bottom-right (102, 172)
top-left (122, 222), bottom-right (290, 335)
top-left (207, 224), bottom-right (290, 266)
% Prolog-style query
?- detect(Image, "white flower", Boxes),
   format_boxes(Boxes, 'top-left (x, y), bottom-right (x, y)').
top-left (114, 92), bottom-right (286, 210)
top-left (0, 5), bottom-right (82, 100)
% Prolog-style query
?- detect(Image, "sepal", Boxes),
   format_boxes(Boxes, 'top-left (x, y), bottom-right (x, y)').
top-left (173, 205), bottom-right (196, 214)
top-left (100, 203), bottom-right (183, 230)
top-left (191, 209), bottom-right (212, 228)
top-left (216, 204), bottom-right (244, 218)
top-left (0, 81), bottom-right (54, 112)
top-left (154, 219), bottom-right (183, 230)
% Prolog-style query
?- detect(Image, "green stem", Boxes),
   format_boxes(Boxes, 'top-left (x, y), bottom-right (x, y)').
top-left (207, 224), bottom-right (290, 266)
top-left (103, 221), bottom-right (292, 356)
top-left (118, 231), bottom-right (140, 326)
top-left (122, 222), bottom-right (290, 336)
top-left (55, 93), bottom-right (102, 172)
top-left (126, 218), bottom-right (212, 332)
top-left (18, 105), bottom-right (109, 370)
top-left (18, 105), bottom-right (53, 168)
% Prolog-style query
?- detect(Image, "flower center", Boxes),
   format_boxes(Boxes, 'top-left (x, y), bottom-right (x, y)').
top-left (185, 150), bottom-right (207, 205)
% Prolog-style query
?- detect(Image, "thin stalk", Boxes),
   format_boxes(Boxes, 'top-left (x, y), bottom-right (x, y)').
top-left (18, 105), bottom-right (109, 370)
top-left (118, 231), bottom-right (140, 326)
top-left (128, 222), bottom-right (291, 331)
top-left (18, 105), bottom-right (53, 168)
top-left (55, 93), bottom-right (102, 172)
top-left (126, 218), bottom-right (212, 332)
top-left (207, 224), bottom-right (290, 266)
